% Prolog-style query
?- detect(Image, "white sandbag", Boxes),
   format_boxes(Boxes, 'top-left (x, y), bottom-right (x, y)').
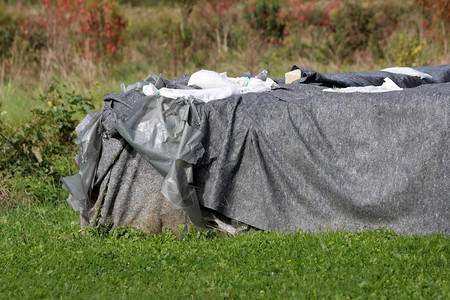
top-left (188, 70), bottom-right (241, 89)
top-left (188, 70), bottom-right (278, 96)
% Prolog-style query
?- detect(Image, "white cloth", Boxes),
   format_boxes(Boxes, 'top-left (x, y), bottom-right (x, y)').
top-left (380, 67), bottom-right (432, 79)
top-left (323, 77), bottom-right (403, 93)
top-left (158, 87), bottom-right (239, 103)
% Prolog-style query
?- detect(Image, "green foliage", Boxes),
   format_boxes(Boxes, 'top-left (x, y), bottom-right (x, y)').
top-left (390, 32), bottom-right (428, 67)
top-left (0, 2), bottom-right (18, 59)
top-left (1, 0), bottom-right (448, 97)
top-left (329, 1), bottom-right (377, 60)
top-left (418, 0), bottom-right (450, 49)
top-left (117, 0), bottom-right (170, 6)
top-left (1, 80), bottom-right (93, 174)
top-left (0, 81), bottom-right (94, 205)
top-left (245, 0), bottom-right (286, 39)
top-left (0, 204), bottom-right (448, 298)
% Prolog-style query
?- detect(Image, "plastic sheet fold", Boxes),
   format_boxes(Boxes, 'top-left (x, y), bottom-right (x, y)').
top-left (61, 111), bottom-right (102, 218)
top-left (115, 96), bottom-right (205, 227)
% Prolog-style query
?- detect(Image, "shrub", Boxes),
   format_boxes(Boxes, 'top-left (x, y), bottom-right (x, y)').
top-left (0, 80), bottom-right (94, 205)
top-left (389, 32), bottom-right (428, 67)
top-left (418, 0), bottom-right (449, 49)
top-left (327, 1), bottom-right (378, 60)
top-left (19, 0), bottom-right (127, 61)
top-left (244, 0), bottom-right (286, 40)
top-left (1, 80), bottom-right (93, 174)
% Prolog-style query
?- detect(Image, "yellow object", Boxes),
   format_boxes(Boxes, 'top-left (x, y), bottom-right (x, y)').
top-left (285, 69), bottom-right (302, 84)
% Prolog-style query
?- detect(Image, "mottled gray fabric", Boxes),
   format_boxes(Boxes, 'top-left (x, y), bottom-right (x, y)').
top-left (195, 82), bottom-right (449, 234)
top-left (63, 65), bottom-right (450, 235)
top-left (64, 86), bottom-right (190, 233)
top-left (86, 139), bottom-right (188, 233)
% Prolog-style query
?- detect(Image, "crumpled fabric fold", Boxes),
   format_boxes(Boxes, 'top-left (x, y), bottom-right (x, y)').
top-left (115, 95), bottom-right (205, 227)
top-left (61, 111), bottom-right (102, 219)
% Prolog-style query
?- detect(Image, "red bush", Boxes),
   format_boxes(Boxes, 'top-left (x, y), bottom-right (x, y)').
top-left (417, 0), bottom-right (449, 45)
top-left (20, 0), bottom-right (127, 60)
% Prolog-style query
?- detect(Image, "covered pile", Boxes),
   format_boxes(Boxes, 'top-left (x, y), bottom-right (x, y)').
top-left (62, 66), bottom-right (450, 235)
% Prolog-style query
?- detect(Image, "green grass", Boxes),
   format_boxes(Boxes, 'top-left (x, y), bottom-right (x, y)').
top-left (0, 77), bottom-right (123, 121)
top-left (0, 84), bottom-right (38, 121)
top-left (1, 204), bottom-right (448, 299)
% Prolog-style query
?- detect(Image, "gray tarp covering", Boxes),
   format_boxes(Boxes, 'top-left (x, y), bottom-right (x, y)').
top-left (115, 96), bottom-right (205, 227)
top-left (63, 65), bottom-right (450, 235)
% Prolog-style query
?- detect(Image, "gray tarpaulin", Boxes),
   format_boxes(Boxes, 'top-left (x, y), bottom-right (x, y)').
top-left (115, 96), bottom-right (205, 227)
top-left (63, 65), bottom-right (450, 235)
top-left (61, 111), bottom-right (102, 219)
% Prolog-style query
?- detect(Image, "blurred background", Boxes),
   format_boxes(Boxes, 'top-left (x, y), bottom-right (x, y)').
top-left (0, 0), bottom-right (449, 119)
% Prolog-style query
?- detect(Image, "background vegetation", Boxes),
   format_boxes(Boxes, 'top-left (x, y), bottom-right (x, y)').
top-left (0, 1), bottom-right (448, 298)
top-left (1, 0), bottom-right (448, 119)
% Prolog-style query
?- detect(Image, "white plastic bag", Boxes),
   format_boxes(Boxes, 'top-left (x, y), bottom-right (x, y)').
top-left (142, 83), bottom-right (159, 96)
top-left (188, 70), bottom-right (240, 89)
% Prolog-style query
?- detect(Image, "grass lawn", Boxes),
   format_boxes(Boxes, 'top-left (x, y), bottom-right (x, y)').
top-left (0, 204), bottom-right (448, 299)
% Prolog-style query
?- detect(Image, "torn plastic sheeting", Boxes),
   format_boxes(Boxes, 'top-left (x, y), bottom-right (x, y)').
top-left (124, 73), bottom-right (192, 94)
top-left (115, 95), bottom-right (205, 227)
top-left (120, 80), bottom-right (147, 93)
top-left (146, 73), bottom-right (192, 89)
top-left (61, 111), bottom-right (102, 217)
top-left (114, 95), bottom-right (204, 173)
top-left (162, 158), bottom-right (203, 226)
